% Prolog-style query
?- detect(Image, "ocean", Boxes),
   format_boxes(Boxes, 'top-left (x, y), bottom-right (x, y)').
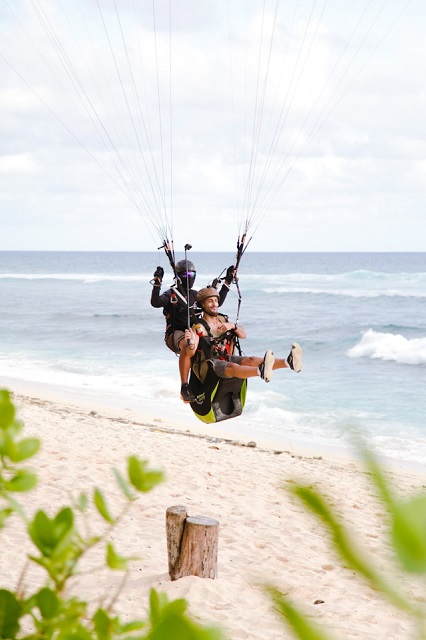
top-left (1, 251), bottom-right (425, 465)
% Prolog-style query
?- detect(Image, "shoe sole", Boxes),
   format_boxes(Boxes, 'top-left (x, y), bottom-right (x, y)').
top-left (181, 393), bottom-right (195, 403)
top-left (263, 350), bottom-right (275, 383)
top-left (289, 343), bottom-right (303, 373)
top-left (180, 385), bottom-right (196, 403)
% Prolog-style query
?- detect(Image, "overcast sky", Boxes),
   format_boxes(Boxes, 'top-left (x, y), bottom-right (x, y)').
top-left (0, 0), bottom-right (425, 252)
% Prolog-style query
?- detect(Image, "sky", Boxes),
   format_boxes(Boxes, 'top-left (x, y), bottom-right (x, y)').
top-left (0, 0), bottom-right (425, 253)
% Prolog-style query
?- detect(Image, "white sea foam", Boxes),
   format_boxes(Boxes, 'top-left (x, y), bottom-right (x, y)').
top-left (347, 329), bottom-right (426, 365)
top-left (0, 273), bottom-right (146, 283)
top-left (264, 286), bottom-right (426, 298)
top-left (261, 270), bottom-right (426, 298)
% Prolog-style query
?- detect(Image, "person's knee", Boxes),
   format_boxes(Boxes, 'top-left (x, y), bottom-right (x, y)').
top-left (224, 363), bottom-right (236, 377)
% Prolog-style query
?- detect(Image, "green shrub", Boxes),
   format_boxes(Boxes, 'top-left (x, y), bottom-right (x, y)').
top-left (0, 389), bottom-right (224, 640)
top-left (268, 442), bottom-right (426, 640)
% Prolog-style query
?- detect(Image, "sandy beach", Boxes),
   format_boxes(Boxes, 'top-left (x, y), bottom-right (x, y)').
top-left (1, 386), bottom-right (426, 640)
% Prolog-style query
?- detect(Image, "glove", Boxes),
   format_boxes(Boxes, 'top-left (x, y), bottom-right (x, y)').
top-left (225, 265), bottom-right (235, 285)
top-left (153, 266), bottom-right (164, 281)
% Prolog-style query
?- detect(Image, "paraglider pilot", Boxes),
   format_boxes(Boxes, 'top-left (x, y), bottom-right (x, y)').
top-left (151, 260), bottom-right (234, 402)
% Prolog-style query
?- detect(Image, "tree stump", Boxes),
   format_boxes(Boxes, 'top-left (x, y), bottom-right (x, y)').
top-left (166, 505), bottom-right (219, 580)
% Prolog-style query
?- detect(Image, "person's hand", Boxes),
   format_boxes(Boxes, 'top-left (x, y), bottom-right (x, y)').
top-left (185, 328), bottom-right (196, 350)
top-left (153, 266), bottom-right (164, 281)
top-left (225, 265), bottom-right (235, 285)
top-left (218, 321), bottom-right (235, 333)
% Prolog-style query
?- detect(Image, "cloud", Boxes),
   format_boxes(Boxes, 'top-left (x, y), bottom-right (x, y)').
top-left (0, 153), bottom-right (35, 174)
top-left (0, 0), bottom-right (425, 251)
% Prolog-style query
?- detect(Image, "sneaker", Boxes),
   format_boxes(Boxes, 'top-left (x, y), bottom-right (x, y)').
top-left (287, 343), bottom-right (303, 373)
top-left (180, 383), bottom-right (195, 403)
top-left (258, 350), bottom-right (275, 383)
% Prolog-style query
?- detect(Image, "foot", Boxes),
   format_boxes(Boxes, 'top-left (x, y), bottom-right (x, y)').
top-left (180, 383), bottom-right (195, 403)
top-left (287, 343), bottom-right (303, 372)
top-left (258, 350), bottom-right (275, 383)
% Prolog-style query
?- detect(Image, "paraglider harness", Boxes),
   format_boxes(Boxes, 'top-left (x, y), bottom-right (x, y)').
top-left (187, 315), bottom-right (247, 424)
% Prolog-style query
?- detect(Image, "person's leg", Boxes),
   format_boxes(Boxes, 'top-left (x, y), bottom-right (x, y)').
top-left (179, 342), bottom-right (192, 384)
top-left (175, 331), bottom-right (198, 403)
top-left (235, 355), bottom-right (290, 371)
top-left (235, 352), bottom-right (302, 372)
top-left (271, 358), bottom-right (288, 369)
top-left (225, 350), bottom-right (275, 382)
top-left (224, 362), bottom-right (260, 379)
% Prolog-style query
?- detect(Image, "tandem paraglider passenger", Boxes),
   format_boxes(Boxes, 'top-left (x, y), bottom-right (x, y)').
top-left (182, 287), bottom-right (303, 423)
top-left (186, 287), bottom-right (302, 382)
top-left (150, 260), bottom-right (234, 402)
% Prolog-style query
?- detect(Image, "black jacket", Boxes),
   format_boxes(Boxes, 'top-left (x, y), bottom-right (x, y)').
top-left (151, 284), bottom-right (229, 336)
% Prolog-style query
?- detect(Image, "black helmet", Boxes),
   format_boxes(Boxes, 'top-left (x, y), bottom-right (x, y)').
top-left (176, 259), bottom-right (196, 289)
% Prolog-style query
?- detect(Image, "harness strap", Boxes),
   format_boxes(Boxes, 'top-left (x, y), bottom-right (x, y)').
top-left (170, 284), bottom-right (189, 306)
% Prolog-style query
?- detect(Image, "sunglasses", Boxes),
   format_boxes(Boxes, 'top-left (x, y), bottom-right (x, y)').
top-left (179, 271), bottom-right (196, 278)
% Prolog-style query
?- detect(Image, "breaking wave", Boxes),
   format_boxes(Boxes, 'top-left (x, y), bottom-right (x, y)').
top-left (347, 329), bottom-right (426, 366)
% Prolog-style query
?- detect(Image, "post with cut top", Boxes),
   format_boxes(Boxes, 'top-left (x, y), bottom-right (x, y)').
top-left (166, 505), bottom-right (220, 580)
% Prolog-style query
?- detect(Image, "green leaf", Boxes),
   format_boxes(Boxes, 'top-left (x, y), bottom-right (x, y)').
top-left (360, 445), bottom-right (426, 575)
top-left (148, 589), bottom-right (190, 629)
top-left (293, 483), bottom-right (414, 614)
top-left (4, 493), bottom-right (27, 521)
top-left (94, 488), bottom-right (115, 524)
top-left (146, 611), bottom-right (223, 640)
top-left (105, 543), bottom-right (136, 571)
top-left (76, 493), bottom-right (88, 512)
top-left (3, 434), bottom-right (39, 462)
top-left (28, 507), bottom-right (74, 557)
top-left (359, 446), bottom-right (398, 510)
top-left (392, 495), bottom-right (426, 573)
top-left (265, 586), bottom-right (332, 640)
top-left (93, 608), bottom-right (111, 640)
top-left (113, 467), bottom-right (135, 501)
top-left (57, 623), bottom-right (93, 640)
top-left (119, 619), bottom-right (146, 632)
top-left (0, 390), bottom-right (15, 430)
top-left (0, 589), bottom-right (21, 638)
top-left (93, 608), bottom-right (145, 639)
top-left (127, 457), bottom-right (164, 493)
top-left (8, 437), bottom-right (40, 462)
top-left (148, 588), bottom-right (161, 627)
top-left (5, 469), bottom-right (37, 492)
top-left (0, 508), bottom-right (13, 529)
top-left (35, 587), bottom-right (60, 619)
top-left (148, 589), bottom-right (170, 627)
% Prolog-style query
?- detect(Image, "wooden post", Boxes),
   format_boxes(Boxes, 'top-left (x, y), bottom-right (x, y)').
top-left (166, 505), bottom-right (219, 581)
top-left (166, 505), bottom-right (187, 577)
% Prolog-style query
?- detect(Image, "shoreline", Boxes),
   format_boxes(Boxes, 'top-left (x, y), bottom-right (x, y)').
top-left (3, 376), bottom-right (424, 476)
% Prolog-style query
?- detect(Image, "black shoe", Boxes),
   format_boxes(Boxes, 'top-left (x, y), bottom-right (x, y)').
top-left (258, 350), bottom-right (275, 383)
top-left (180, 383), bottom-right (196, 403)
top-left (287, 343), bottom-right (303, 373)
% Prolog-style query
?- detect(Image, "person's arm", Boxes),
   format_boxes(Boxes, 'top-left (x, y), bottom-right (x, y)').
top-left (150, 266), bottom-right (166, 308)
top-left (217, 319), bottom-right (247, 339)
top-left (233, 323), bottom-right (246, 339)
top-left (218, 265), bottom-right (235, 306)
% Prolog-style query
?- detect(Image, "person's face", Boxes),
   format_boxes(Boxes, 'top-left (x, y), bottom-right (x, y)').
top-left (178, 270), bottom-right (196, 289)
top-left (203, 296), bottom-right (219, 316)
